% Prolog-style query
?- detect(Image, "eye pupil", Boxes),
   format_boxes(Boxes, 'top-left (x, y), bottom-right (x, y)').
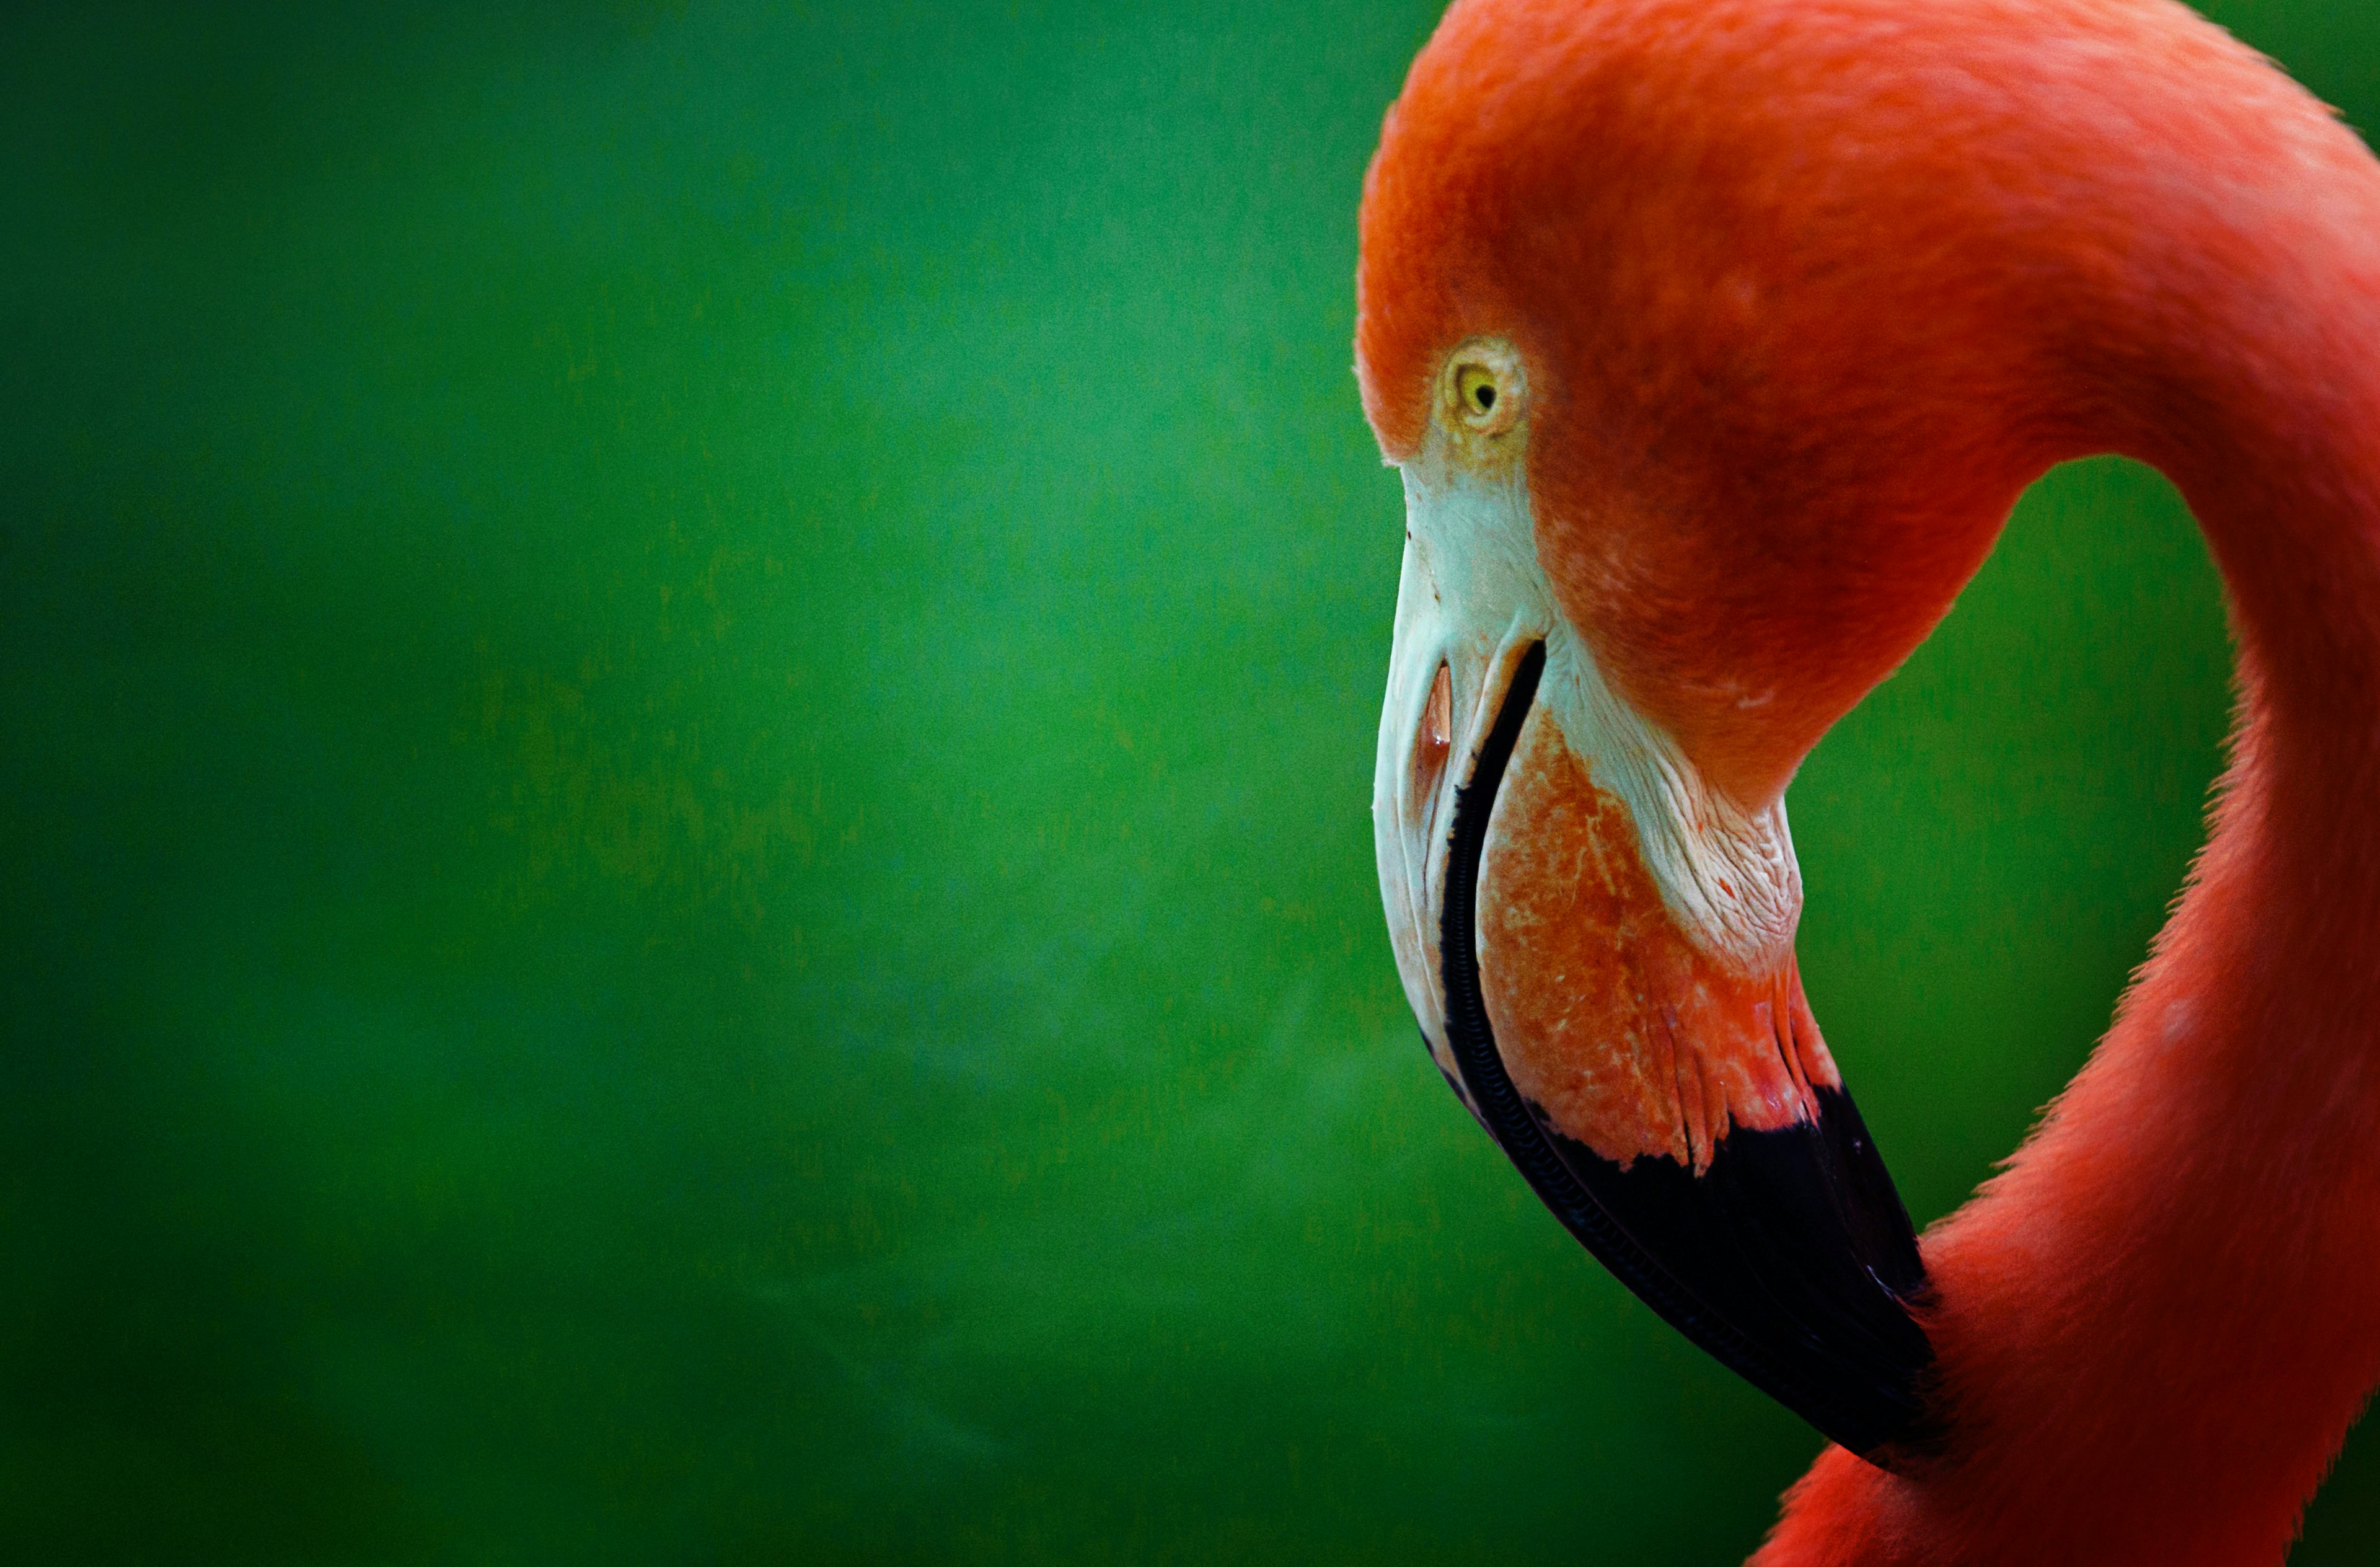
top-left (1449, 357), bottom-right (1514, 427)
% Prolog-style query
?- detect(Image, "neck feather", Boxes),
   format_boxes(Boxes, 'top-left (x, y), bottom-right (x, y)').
top-left (1766, 133), bottom-right (2380, 1567)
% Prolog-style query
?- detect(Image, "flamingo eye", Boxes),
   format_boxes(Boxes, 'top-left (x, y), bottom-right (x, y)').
top-left (1456, 365), bottom-right (1500, 419)
top-left (1443, 342), bottom-right (1524, 436)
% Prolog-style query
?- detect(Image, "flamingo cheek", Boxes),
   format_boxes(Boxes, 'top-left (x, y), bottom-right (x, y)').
top-left (1476, 702), bottom-right (1825, 1172)
top-left (1438, 657), bottom-right (1931, 1461)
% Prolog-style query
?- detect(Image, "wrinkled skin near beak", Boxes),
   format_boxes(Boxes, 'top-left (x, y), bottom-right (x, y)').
top-left (1374, 348), bottom-right (1933, 1464)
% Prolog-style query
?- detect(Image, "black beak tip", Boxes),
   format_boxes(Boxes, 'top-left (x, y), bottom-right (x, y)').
top-left (1530, 1092), bottom-right (1938, 1465)
top-left (1432, 640), bottom-right (1937, 1467)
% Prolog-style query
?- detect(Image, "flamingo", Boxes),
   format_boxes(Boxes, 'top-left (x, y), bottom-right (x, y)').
top-left (1362, 0), bottom-right (2380, 1559)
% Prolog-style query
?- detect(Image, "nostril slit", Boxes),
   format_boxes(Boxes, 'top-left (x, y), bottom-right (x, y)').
top-left (1414, 662), bottom-right (1453, 808)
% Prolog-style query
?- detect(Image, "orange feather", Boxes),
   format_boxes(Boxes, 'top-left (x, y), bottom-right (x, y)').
top-left (1360, 0), bottom-right (2380, 1558)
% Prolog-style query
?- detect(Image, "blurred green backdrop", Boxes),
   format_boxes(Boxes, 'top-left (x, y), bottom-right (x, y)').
top-left (5, 1), bottom-right (2376, 1561)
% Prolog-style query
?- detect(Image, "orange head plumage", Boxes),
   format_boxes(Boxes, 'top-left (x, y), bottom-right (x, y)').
top-left (1357, 0), bottom-right (2380, 1556)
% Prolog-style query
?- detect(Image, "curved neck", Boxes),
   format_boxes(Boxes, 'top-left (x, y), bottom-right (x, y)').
top-left (1765, 151), bottom-right (2380, 1567)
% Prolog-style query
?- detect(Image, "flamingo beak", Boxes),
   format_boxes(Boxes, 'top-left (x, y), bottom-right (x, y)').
top-left (1373, 441), bottom-right (1935, 1465)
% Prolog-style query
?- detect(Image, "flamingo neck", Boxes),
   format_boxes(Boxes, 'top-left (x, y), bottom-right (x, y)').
top-left (1764, 174), bottom-right (2380, 1567)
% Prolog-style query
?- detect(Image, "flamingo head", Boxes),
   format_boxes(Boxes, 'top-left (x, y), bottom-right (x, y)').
top-left (1355, 0), bottom-right (2105, 1463)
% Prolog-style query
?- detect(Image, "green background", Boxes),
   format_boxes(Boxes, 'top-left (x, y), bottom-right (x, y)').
top-left (4, 1), bottom-right (2373, 1560)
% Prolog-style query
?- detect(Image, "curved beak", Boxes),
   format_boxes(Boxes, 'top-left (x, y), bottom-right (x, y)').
top-left (1373, 441), bottom-right (1934, 1465)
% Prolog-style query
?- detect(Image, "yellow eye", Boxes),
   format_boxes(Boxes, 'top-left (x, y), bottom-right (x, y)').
top-left (1440, 339), bottom-right (1524, 436)
top-left (1457, 364), bottom-right (1499, 417)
